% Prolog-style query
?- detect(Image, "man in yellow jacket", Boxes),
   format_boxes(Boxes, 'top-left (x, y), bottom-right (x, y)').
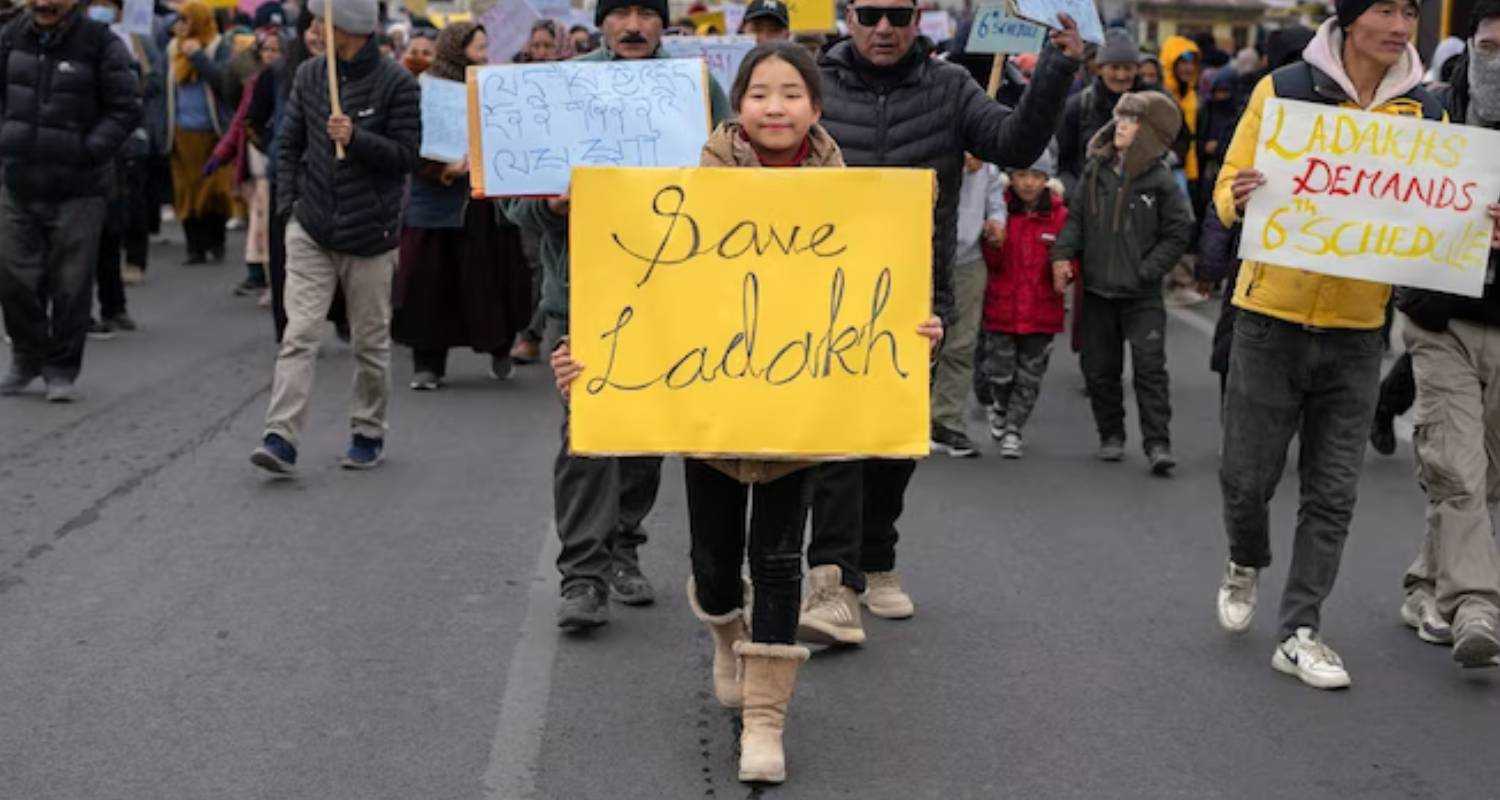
top-left (1209, 0), bottom-right (1444, 691)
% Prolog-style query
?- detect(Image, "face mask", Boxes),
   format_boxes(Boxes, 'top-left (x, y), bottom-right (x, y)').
top-left (1469, 42), bottom-right (1500, 124)
top-left (86, 5), bottom-right (118, 23)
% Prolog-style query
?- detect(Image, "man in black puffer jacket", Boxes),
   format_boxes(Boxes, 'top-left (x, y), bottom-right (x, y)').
top-left (250, 0), bottom-right (419, 477)
top-left (0, 0), bottom-right (141, 402)
top-left (795, 0), bottom-right (1082, 643)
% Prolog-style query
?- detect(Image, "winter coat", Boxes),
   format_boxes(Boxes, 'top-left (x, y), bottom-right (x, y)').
top-left (115, 30), bottom-right (166, 157)
top-left (1160, 35), bottom-right (1201, 179)
top-left (501, 44), bottom-right (731, 328)
top-left (1052, 121), bottom-right (1195, 300)
top-left (1214, 18), bottom-right (1441, 330)
top-left (983, 188), bottom-right (1068, 335)
top-left (275, 35), bottom-right (420, 256)
top-left (1396, 53), bottom-right (1500, 333)
top-left (816, 37), bottom-right (1077, 327)
top-left (163, 36), bottom-right (231, 149)
top-left (696, 120), bottom-right (843, 485)
top-left (0, 6), bottom-right (142, 200)
top-left (1195, 66), bottom-right (1239, 197)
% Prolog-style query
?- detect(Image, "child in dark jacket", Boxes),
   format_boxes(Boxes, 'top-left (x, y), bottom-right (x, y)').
top-left (979, 151), bottom-right (1070, 459)
top-left (1052, 90), bottom-right (1194, 475)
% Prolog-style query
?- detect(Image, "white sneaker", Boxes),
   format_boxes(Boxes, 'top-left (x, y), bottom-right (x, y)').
top-left (987, 406), bottom-right (1006, 441)
top-left (999, 432), bottom-right (1023, 459)
top-left (862, 571), bottom-right (915, 619)
top-left (1216, 560), bottom-right (1258, 633)
top-left (1272, 628), bottom-right (1351, 690)
top-left (1401, 587), bottom-right (1452, 645)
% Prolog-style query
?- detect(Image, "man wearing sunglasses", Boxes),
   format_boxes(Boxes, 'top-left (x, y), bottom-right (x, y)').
top-left (795, 0), bottom-right (1085, 643)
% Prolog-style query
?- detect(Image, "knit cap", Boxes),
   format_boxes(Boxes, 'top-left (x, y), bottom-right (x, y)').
top-left (1097, 27), bottom-right (1140, 65)
top-left (1337, 0), bottom-right (1421, 29)
top-left (315, 0), bottom-right (377, 35)
top-left (595, 0), bottom-right (670, 27)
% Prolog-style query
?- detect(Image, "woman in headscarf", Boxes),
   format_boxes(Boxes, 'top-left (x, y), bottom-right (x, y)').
top-left (392, 23), bottom-right (532, 389)
top-left (167, 0), bottom-right (236, 265)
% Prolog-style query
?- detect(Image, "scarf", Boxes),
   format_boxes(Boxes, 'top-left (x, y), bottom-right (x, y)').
top-left (171, 0), bottom-right (218, 83)
top-left (426, 21), bottom-right (479, 82)
top-left (1469, 45), bottom-right (1500, 125)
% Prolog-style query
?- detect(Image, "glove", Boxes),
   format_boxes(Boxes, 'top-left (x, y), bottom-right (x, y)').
top-left (202, 156), bottom-right (223, 177)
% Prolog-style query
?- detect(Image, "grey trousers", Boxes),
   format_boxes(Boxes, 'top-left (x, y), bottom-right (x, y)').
top-left (0, 188), bottom-right (105, 381)
top-left (1220, 311), bottom-right (1384, 638)
top-left (931, 258), bottom-right (986, 432)
top-left (1400, 318), bottom-right (1500, 628)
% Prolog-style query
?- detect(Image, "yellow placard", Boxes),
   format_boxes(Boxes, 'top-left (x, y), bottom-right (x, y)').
top-left (689, 9), bottom-right (727, 34)
top-left (785, 0), bottom-right (835, 32)
top-left (569, 167), bottom-right (933, 458)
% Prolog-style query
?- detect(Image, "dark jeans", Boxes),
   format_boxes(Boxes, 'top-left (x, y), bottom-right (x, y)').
top-left (1079, 292), bottom-right (1171, 450)
top-left (1377, 351), bottom-right (1416, 418)
top-left (95, 225), bottom-right (146, 319)
top-left (1221, 310), bottom-right (1385, 638)
top-left (183, 213), bottom-right (227, 258)
top-left (807, 458), bottom-right (919, 592)
top-left (686, 460), bottom-right (810, 645)
top-left (0, 189), bottom-right (105, 380)
top-left (554, 407), bottom-right (664, 594)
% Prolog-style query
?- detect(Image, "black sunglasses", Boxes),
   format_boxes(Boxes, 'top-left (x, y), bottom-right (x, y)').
top-left (853, 6), bottom-right (916, 28)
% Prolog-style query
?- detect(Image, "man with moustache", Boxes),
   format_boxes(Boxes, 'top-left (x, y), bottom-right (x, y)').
top-left (504, 0), bottom-right (729, 632)
top-left (0, 0), bottom-right (142, 401)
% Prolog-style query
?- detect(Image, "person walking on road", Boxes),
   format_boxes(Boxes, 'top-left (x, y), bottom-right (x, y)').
top-left (1211, 0), bottom-right (1443, 690)
top-left (1051, 91), bottom-right (1193, 474)
top-left (1394, 0), bottom-right (1500, 669)
top-left (249, 0), bottom-right (419, 476)
top-left (794, 0), bottom-right (1083, 646)
top-left (503, 0), bottom-right (731, 633)
top-left (0, 0), bottom-right (141, 402)
top-left (165, 1), bottom-right (235, 265)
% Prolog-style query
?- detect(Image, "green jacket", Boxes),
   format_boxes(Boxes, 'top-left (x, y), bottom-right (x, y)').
top-left (501, 45), bottom-right (731, 329)
top-left (1051, 154), bottom-right (1194, 301)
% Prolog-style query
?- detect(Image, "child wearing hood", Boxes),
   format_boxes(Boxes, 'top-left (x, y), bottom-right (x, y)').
top-left (1052, 91), bottom-right (1194, 475)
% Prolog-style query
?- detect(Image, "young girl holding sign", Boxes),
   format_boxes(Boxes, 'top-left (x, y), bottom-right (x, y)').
top-left (552, 41), bottom-right (941, 785)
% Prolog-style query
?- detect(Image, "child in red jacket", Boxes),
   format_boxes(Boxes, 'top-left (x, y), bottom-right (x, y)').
top-left (979, 151), bottom-right (1070, 459)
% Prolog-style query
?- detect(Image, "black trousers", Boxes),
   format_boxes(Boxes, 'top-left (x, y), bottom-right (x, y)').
top-left (183, 214), bottom-right (226, 258)
top-left (686, 460), bottom-right (810, 645)
top-left (1078, 292), bottom-right (1172, 450)
top-left (806, 458), bottom-right (919, 593)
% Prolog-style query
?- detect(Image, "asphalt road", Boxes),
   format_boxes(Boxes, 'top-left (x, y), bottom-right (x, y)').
top-left (2, 231), bottom-right (1497, 800)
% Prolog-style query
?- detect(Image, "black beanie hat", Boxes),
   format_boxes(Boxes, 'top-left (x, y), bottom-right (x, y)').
top-left (1337, 0), bottom-right (1420, 29)
top-left (595, 0), bottom-right (670, 27)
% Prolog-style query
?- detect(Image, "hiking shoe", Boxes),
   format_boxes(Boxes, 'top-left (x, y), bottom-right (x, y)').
top-left (1216, 560), bottom-right (1258, 633)
top-left (490, 354), bottom-right (515, 381)
top-left (1271, 628), bottom-right (1351, 690)
top-left (250, 433), bottom-right (298, 476)
top-left (341, 434), bottom-right (385, 470)
top-left (608, 557), bottom-right (656, 606)
top-left (863, 571), bottom-right (915, 619)
top-left (796, 565), bottom-right (865, 645)
top-left (931, 425), bottom-right (979, 458)
top-left (1098, 438), bottom-right (1125, 462)
top-left (557, 583), bottom-right (609, 631)
top-left (0, 366), bottom-right (39, 396)
top-left (44, 378), bottom-right (76, 403)
top-left (1453, 617), bottom-right (1500, 668)
top-left (87, 319), bottom-right (116, 340)
top-left (409, 371), bottom-right (442, 391)
top-left (510, 337), bottom-right (541, 365)
top-left (105, 312), bottom-right (137, 332)
top-left (1370, 410), bottom-right (1397, 456)
top-left (1147, 445), bottom-right (1177, 476)
top-left (999, 431), bottom-right (1024, 459)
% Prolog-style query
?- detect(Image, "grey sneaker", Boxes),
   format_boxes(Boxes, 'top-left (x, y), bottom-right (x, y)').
top-left (1453, 617), bottom-right (1500, 669)
top-left (44, 379), bottom-right (76, 403)
top-left (999, 431), bottom-right (1023, 459)
top-left (1402, 587), bottom-right (1452, 645)
top-left (1098, 438), bottom-right (1125, 462)
top-left (0, 366), bottom-right (39, 396)
top-left (609, 547), bottom-right (655, 606)
top-left (557, 583), bottom-right (609, 631)
top-left (1147, 445), bottom-right (1177, 476)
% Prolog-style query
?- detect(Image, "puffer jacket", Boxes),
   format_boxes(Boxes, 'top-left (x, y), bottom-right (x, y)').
top-left (1214, 18), bottom-right (1441, 330)
top-left (276, 35), bottom-right (419, 256)
top-left (0, 7), bottom-right (141, 200)
top-left (984, 188), bottom-right (1068, 335)
top-left (817, 38), bottom-right (1077, 327)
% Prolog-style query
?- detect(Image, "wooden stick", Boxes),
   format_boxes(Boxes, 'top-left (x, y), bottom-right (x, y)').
top-left (325, 6), bottom-right (345, 160)
top-left (986, 53), bottom-right (1005, 97)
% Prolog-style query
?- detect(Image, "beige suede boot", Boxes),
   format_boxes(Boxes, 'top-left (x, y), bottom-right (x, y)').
top-left (687, 576), bottom-right (750, 708)
top-left (734, 641), bottom-right (810, 784)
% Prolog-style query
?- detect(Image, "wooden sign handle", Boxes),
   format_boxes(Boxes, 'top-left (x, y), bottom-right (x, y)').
top-left (325, 9), bottom-right (346, 160)
top-left (986, 53), bottom-right (1006, 97)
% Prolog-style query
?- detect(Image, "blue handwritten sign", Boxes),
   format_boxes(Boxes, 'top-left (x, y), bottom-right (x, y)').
top-left (660, 36), bottom-right (754, 100)
top-left (965, 4), bottom-right (1045, 55)
top-left (1013, 0), bottom-right (1104, 45)
top-left (473, 60), bottom-right (711, 197)
top-left (419, 74), bottom-right (470, 162)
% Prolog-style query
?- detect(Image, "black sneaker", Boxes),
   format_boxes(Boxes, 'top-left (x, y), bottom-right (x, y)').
top-left (87, 319), bottom-right (116, 340)
top-left (609, 557), bottom-right (656, 606)
top-left (1370, 410), bottom-right (1397, 456)
top-left (1453, 617), bottom-right (1500, 668)
top-left (931, 425), bottom-right (980, 458)
top-left (232, 279), bottom-right (267, 297)
top-left (557, 583), bottom-right (609, 631)
top-left (104, 312), bottom-right (137, 332)
top-left (1147, 445), bottom-right (1177, 476)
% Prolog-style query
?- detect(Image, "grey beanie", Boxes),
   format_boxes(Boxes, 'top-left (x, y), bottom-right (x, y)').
top-left (1097, 27), bottom-right (1140, 65)
top-left (1015, 146), bottom-right (1056, 176)
top-left (316, 0), bottom-right (378, 35)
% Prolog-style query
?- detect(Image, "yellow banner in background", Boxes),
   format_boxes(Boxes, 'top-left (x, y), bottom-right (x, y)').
top-left (568, 167), bottom-right (933, 458)
top-left (785, 0), bottom-right (835, 32)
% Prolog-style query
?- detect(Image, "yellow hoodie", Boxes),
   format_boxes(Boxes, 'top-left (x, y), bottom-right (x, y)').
top-left (1213, 19), bottom-right (1435, 330)
top-left (1159, 35), bottom-right (1200, 180)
